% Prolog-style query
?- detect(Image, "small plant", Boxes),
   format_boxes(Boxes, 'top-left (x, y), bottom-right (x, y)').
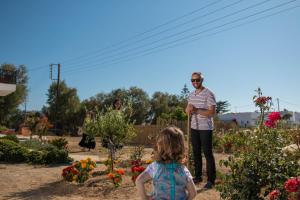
top-left (62, 158), bottom-right (96, 183)
top-left (107, 169), bottom-right (125, 187)
top-left (62, 166), bottom-right (79, 182)
top-left (83, 108), bottom-right (135, 172)
top-left (49, 138), bottom-right (68, 150)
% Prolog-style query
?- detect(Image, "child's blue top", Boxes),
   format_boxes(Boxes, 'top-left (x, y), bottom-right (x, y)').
top-left (145, 161), bottom-right (193, 200)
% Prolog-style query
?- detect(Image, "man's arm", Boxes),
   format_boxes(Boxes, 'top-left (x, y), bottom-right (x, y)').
top-left (193, 105), bottom-right (216, 117)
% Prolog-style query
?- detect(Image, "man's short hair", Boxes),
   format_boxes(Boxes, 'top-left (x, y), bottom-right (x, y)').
top-left (192, 72), bottom-right (204, 80)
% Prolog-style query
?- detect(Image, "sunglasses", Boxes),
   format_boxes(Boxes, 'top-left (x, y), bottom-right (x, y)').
top-left (191, 79), bottom-right (201, 83)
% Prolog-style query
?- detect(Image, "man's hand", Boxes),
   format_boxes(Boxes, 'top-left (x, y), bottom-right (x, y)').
top-left (185, 104), bottom-right (194, 115)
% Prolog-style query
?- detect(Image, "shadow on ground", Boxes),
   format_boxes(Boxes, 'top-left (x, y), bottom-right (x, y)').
top-left (3, 180), bottom-right (78, 200)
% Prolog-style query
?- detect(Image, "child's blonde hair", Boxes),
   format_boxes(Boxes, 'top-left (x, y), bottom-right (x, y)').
top-left (154, 126), bottom-right (185, 163)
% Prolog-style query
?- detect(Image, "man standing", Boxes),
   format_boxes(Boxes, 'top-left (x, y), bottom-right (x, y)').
top-left (185, 72), bottom-right (216, 189)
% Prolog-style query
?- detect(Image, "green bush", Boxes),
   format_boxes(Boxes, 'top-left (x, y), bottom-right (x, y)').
top-left (21, 139), bottom-right (43, 150)
top-left (217, 129), bottom-right (300, 200)
top-left (0, 139), bottom-right (28, 162)
top-left (26, 150), bottom-right (44, 164)
top-left (1, 134), bottom-right (19, 143)
top-left (1, 138), bottom-right (71, 165)
top-left (49, 138), bottom-right (68, 150)
top-left (39, 144), bottom-right (70, 164)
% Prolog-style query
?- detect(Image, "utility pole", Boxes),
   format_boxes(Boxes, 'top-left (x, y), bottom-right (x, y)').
top-left (276, 98), bottom-right (280, 112)
top-left (50, 63), bottom-right (61, 135)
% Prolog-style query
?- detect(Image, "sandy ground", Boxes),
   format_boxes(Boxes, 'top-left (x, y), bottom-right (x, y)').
top-left (0, 136), bottom-right (230, 200)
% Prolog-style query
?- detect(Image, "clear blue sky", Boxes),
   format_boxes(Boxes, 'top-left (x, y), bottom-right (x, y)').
top-left (1, 0), bottom-right (300, 112)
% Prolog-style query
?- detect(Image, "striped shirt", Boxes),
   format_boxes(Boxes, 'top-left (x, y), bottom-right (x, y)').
top-left (188, 88), bottom-right (216, 130)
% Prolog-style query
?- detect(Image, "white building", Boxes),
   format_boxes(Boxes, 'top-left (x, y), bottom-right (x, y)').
top-left (219, 111), bottom-right (300, 127)
top-left (218, 112), bottom-right (260, 127)
top-left (0, 69), bottom-right (16, 96)
top-left (292, 112), bottom-right (300, 124)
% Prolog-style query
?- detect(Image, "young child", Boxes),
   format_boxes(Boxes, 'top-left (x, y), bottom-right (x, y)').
top-left (136, 126), bottom-right (197, 200)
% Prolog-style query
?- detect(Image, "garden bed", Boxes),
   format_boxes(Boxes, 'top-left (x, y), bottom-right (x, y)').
top-left (0, 136), bottom-right (229, 200)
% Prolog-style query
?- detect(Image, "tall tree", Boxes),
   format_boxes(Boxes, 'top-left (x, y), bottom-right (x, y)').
top-left (44, 80), bottom-right (81, 133)
top-left (0, 64), bottom-right (28, 127)
top-left (216, 100), bottom-right (230, 114)
top-left (82, 87), bottom-right (151, 124)
top-left (126, 87), bottom-right (151, 124)
top-left (149, 92), bottom-right (182, 124)
top-left (177, 84), bottom-right (190, 110)
top-left (180, 84), bottom-right (190, 99)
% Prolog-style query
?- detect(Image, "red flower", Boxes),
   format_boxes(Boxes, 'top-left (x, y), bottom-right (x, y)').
top-left (284, 177), bottom-right (300, 193)
top-left (268, 112), bottom-right (281, 122)
top-left (265, 120), bottom-right (276, 128)
top-left (269, 189), bottom-right (280, 200)
top-left (132, 166), bottom-right (145, 173)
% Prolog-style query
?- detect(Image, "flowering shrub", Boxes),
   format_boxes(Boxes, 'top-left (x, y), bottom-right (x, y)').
top-left (62, 158), bottom-right (96, 183)
top-left (107, 169), bottom-right (125, 187)
top-left (217, 88), bottom-right (300, 200)
top-left (218, 129), bottom-right (299, 199)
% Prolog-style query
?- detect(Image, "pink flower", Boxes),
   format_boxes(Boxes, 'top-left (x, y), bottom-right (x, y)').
top-left (268, 189), bottom-right (280, 200)
top-left (268, 112), bottom-right (281, 122)
top-left (265, 120), bottom-right (276, 128)
top-left (284, 177), bottom-right (300, 193)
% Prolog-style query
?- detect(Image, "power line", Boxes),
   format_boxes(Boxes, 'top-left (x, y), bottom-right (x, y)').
top-left (57, 0), bottom-right (224, 66)
top-left (64, 2), bottom-right (299, 75)
top-left (62, 0), bottom-right (269, 70)
top-left (27, 64), bottom-right (49, 72)
top-left (61, 0), bottom-right (243, 68)
top-left (63, 1), bottom-right (299, 75)
top-left (279, 98), bottom-right (300, 109)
